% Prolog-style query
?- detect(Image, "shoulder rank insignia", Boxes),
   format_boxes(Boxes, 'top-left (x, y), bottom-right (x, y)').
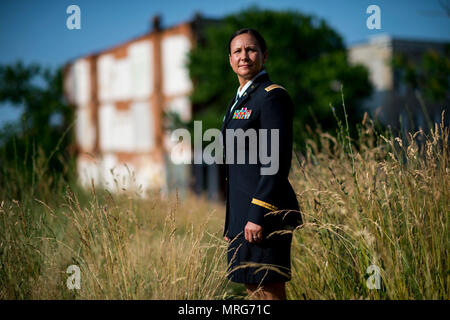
top-left (232, 107), bottom-right (252, 120)
top-left (264, 84), bottom-right (286, 92)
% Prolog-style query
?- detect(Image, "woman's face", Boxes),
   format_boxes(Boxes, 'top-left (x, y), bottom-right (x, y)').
top-left (229, 33), bottom-right (267, 82)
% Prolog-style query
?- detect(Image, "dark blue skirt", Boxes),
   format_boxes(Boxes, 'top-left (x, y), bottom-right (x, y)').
top-left (227, 232), bottom-right (293, 284)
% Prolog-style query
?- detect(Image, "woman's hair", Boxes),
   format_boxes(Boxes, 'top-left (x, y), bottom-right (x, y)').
top-left (228, 28), bottom-right (267, 54)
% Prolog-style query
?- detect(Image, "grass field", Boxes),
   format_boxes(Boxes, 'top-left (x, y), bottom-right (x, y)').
top-left (0, 113), bottom-right (448, 299)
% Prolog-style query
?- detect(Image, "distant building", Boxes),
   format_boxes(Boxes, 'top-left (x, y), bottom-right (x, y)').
top-left (64, 15), bottom-right (219, 198)
top-left (348, 35), bottom-right (449, 133)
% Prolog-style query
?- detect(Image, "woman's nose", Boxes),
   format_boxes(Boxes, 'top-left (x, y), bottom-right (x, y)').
top-left (240, 51), bottom-right (249, 61)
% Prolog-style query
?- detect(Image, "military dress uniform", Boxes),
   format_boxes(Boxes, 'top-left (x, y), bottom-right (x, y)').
top-left (221, 71), bottom-right (302, 284)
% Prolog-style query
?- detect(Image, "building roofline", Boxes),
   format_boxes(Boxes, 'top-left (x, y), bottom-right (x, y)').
top-left (64, 13), bottom-right (219, 67)
top-left (348, 34), bottom-right (450, 49)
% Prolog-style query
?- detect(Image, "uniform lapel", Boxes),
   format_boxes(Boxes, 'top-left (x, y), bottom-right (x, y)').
top-left (221, 73), bottom-right (269, 130)
top-left (221, 97), bottom-right (236, 132)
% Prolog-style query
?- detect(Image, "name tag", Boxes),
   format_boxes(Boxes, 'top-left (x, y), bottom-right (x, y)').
top-left (232, 107), bottom-right (252, 120)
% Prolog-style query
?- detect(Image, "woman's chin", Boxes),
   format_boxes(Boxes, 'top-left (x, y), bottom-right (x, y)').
top-left (238, 71), bottom-right (257, 80)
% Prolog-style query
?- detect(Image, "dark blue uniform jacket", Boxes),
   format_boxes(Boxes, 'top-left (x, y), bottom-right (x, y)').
top-left (221, 72), bottom-right (302, 238)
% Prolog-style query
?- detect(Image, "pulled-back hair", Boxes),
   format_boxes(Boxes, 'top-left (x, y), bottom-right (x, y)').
top-left (228, 28), bottom-right (267, 54)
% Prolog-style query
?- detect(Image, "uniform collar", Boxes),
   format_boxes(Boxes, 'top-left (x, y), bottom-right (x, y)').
top-left (221, 71), bottom-right (270, 131)
top-left (236, 69), bottom-right (267, 98)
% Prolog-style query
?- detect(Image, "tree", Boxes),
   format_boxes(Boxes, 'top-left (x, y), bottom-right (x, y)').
top-left (188, 7), bottom-right (372, 151)
top-left (392, 46), bottom-right (450, 130)
top-left (0, 61), bottom-right (74, 199)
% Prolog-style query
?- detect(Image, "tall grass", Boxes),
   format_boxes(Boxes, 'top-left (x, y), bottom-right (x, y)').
top-left (0, 182), bottom-right (232, 299)
top-left (0, 110), bottom-right (448, 299)
top-left (289, 111), bottom-right (448, 299)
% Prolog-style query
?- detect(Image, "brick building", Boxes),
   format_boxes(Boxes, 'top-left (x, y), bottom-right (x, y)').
top-left (64, 15), bottom-right (216, 197)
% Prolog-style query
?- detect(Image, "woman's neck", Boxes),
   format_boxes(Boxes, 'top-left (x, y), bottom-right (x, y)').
top-left (238, 77), bottom-right (250, 90)
top-left (238, 69), bottom-right (265, 89)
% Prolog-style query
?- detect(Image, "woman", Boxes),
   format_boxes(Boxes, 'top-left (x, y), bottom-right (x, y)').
top-left (221, 28), bottom-right (302, 300)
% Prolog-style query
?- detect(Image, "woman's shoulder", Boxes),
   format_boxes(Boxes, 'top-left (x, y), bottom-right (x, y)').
top-left (264, 83), bottom-right (287, 93)
top-left (257, 80), bottom-right (291, 102)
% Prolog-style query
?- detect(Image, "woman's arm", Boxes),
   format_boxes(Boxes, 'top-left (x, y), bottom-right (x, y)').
top-left (246, 86), bottom-right (294, 229)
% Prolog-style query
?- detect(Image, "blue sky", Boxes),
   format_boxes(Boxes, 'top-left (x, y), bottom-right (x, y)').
top-left (1, 0), bottom-right (449, 127)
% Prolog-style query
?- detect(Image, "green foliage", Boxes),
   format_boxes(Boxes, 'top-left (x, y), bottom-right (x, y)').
top-left (390, 46), bottom-right (450, 134)
top-left (188, 7), bottom-right (372, 150)
top-left (392, 46), bottom-right (450, 103)
top-left (0, 61), bottom-right (75, 200)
